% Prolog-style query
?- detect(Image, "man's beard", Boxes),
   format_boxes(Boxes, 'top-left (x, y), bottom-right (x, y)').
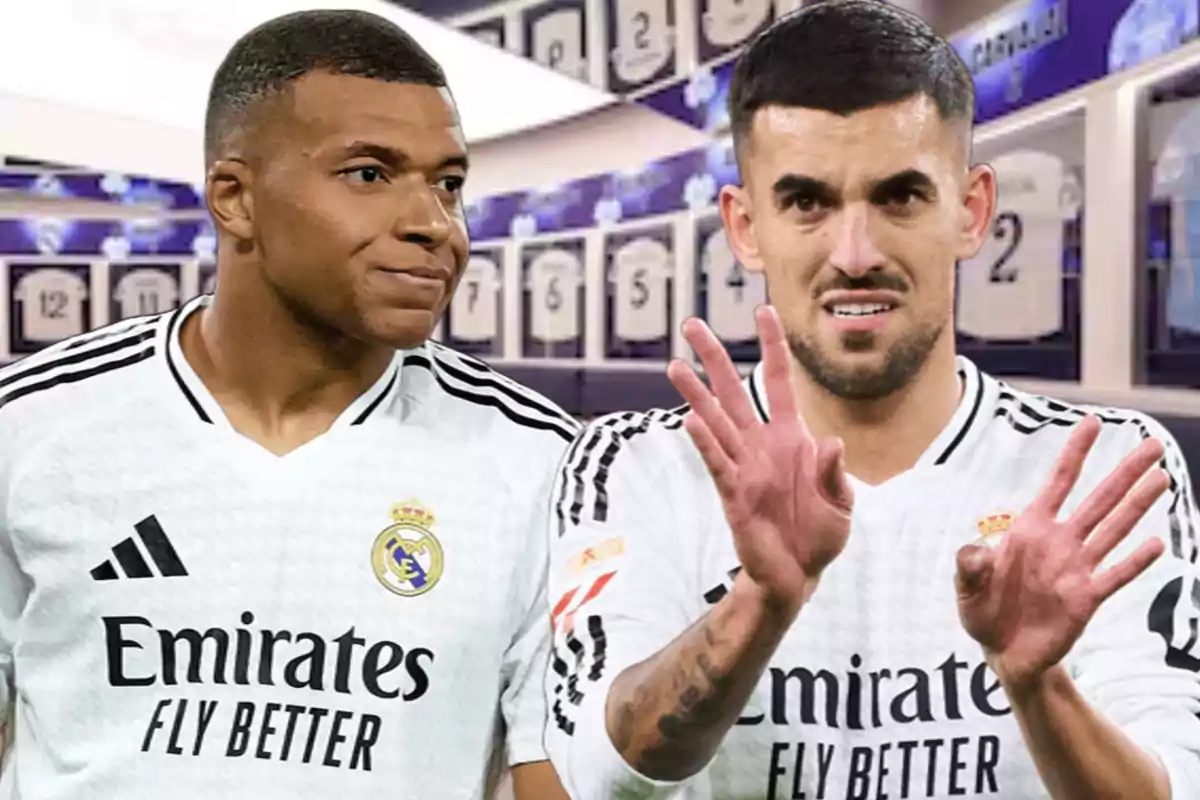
top-left (788, 320), bottom-right (945, 401)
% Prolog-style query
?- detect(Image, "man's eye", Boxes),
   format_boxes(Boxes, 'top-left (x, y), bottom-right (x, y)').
top-left (343, 166), bottom-right (387, 184)
top-left (790, 195), bottom-right (822, 213)
top-left (879, 186), bottom-right (930, 209)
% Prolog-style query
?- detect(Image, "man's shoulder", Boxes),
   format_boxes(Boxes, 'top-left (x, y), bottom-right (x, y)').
top-left (985, 379), bottom-right (1185, 471)
top-left (550, 405), bottom-right (707, 544)
top-left (0, 315), bottom-right (164, 430)
top-left (559, 405), bottom-right (701, 486)
top-left (578, 406), bottom-right (693, 450)
top-left (402, 341), bottom-right (581, 455)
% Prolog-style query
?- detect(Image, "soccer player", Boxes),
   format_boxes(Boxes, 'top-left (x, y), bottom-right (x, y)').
top-left (0, 10), bottom-right (573, 799)
top-left (546, 2), bottom-right (1200, 798)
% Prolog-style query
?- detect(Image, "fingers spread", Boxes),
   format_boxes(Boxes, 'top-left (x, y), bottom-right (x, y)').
top-left (757, 306), bottom-right (802, 427)
top-left (1069, 435), bottom-right (1165, 537)
top-left (683, 412), bottom-right (738, 497)
top-left (682, 317), bottom-right (757, 430)
top-left (669, 359), bottom-right (745, 462)
top-left (1081, 468), bottom-right (1170, 569)
top-left (1093, 536), bottom-right (1165, 603)
top-left (1030, 415), bottom-right (1101, 519)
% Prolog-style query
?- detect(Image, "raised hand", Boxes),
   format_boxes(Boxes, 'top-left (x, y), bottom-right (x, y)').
top-left (667, 305), bottom-right (853, 619)
top-left (956, 415), bottom-right (1169, 692)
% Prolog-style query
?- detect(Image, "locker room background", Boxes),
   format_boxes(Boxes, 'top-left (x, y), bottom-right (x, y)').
top-left (2, 0), bottom-right (1199, 504)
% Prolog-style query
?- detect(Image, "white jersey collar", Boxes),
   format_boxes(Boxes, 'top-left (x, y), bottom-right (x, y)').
top-left (746, 355), bottom-right (992, 469)
top-left (162, 294), bottom-right (403, 429)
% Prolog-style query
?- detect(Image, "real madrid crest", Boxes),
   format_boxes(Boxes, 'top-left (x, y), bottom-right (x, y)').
top-left (974, 512), bottom-right (1014, 550)
top-left (371, 500), bottom-right (444, 597)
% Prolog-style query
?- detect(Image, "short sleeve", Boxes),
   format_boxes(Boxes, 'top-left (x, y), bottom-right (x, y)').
top-left (0, 459), bottom-right (24, 733)
top-left (497, 453), bottom-right (561, 767)
top-left (544, 413), bottom-right (706, 800)
top-left (0, 541), bottom-right (17, 728)
top-left (1066, 416), bottom-right (1200, 799)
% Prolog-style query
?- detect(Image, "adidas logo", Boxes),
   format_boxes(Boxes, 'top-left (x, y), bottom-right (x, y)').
top-left (90, 515), bottom-right (188, 581)
top-left (702, 566), bottom-right (743, 605)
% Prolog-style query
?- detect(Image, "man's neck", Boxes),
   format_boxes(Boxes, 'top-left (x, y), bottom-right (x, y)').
top-left (792, 336), bottom-right (963, 486)
top-left (179, 267), bottom-right (395, 453)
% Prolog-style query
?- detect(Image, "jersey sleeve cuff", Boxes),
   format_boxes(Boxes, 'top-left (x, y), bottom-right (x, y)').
top-left (0, 659), bottom-right (10, 726)
top-left (1121, 721), bottom-right (1200, 800)
top-left (506, 732), bottom-right (549, 767)
top-left (1149, 743), bottom-right (1200, 800)
top-left (566, 684), bottom-right (692, 800)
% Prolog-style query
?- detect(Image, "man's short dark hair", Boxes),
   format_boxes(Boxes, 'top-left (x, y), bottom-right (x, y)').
top-left (204, 9), bottom-right (448, 165)
top-left (728, 0), bottom-right (975, 153)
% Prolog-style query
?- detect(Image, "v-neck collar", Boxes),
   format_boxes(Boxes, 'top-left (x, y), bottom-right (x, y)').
top-left (745, 355), bottom-right (991, 474)
top-left (160, 295), bottom-right (403, 435)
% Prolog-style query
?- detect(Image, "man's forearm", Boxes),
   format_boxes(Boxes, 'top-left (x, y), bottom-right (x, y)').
top-left (604, 574), bottom-right (797, 782)
top-left (1007, 664), bottom-right (1171, 800)
top-left (510, 760), bottom-right (568, 800)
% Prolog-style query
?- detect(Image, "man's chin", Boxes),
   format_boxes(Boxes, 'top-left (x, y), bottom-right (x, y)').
top-left (836, 327), bottom-right (893, 353)
top-left (822, 366), bottom-right (906, 401)
top-left (365, 306), bottom-right (440, 350)
top-left (791, 336), bottom-right (930, 402)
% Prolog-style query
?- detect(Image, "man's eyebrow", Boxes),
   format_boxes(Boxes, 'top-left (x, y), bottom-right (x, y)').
top-left (771, 174), bottom-right (840, 203)
top-left (867, 169), bottom-right (937, 201)
top-left (340, 141), bottom-right (469, 172)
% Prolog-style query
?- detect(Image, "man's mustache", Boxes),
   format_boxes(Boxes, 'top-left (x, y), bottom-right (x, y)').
top-left (812, 273), bottom-right (910, 298)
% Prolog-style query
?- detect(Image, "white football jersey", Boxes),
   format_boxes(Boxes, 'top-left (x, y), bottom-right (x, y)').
top-left (1167, 200), bottom-right (1200, 333)
top-left (701, 0), bottom-right (771, 46)
top-left (526, 248), bottom-right (585, 344)
top-left (546, 358), bottom-right (1200, 799)
top-left (612, 0), bottom-right (673, 85)
top-left (609, 236), bottom-right (672, 343)
top-left (13, 268), bottom-right (89, 343)
top-left (450, 255), bottom-right (502, 343)
top-left (531, 9), bottom-right (586, 80)
top-left (957, 151), bottom-right (1074, 341)
top-left (113, 268), bottom-right (180, 319)
top-left (0, 296), bottom-right (579, 799)
top-left (1109, 0), bottom-right (1198, 73)
top-left (701, 227), bottom-right (766, 343)
top-left (1155, 104), bottom-right (1200, 334)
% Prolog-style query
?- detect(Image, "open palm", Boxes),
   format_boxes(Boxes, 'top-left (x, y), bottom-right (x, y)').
top-left (956, 416), bottom-right (1169, 690)
top-left (667, 306), bottom-right (853, 617)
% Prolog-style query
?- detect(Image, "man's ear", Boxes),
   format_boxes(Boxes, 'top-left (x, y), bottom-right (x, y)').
top-left (718, 183), bottom-right (767, 275)
top-left (958, 163), bottom-right (997, 261)
top-left (206, 159), bottom-right (255, 242)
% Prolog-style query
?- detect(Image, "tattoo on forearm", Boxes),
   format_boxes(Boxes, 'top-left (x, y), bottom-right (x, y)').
top-left (610, 681), bottom-right (645, 753)
top-left (613, 618), bottom-right (741, 773)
